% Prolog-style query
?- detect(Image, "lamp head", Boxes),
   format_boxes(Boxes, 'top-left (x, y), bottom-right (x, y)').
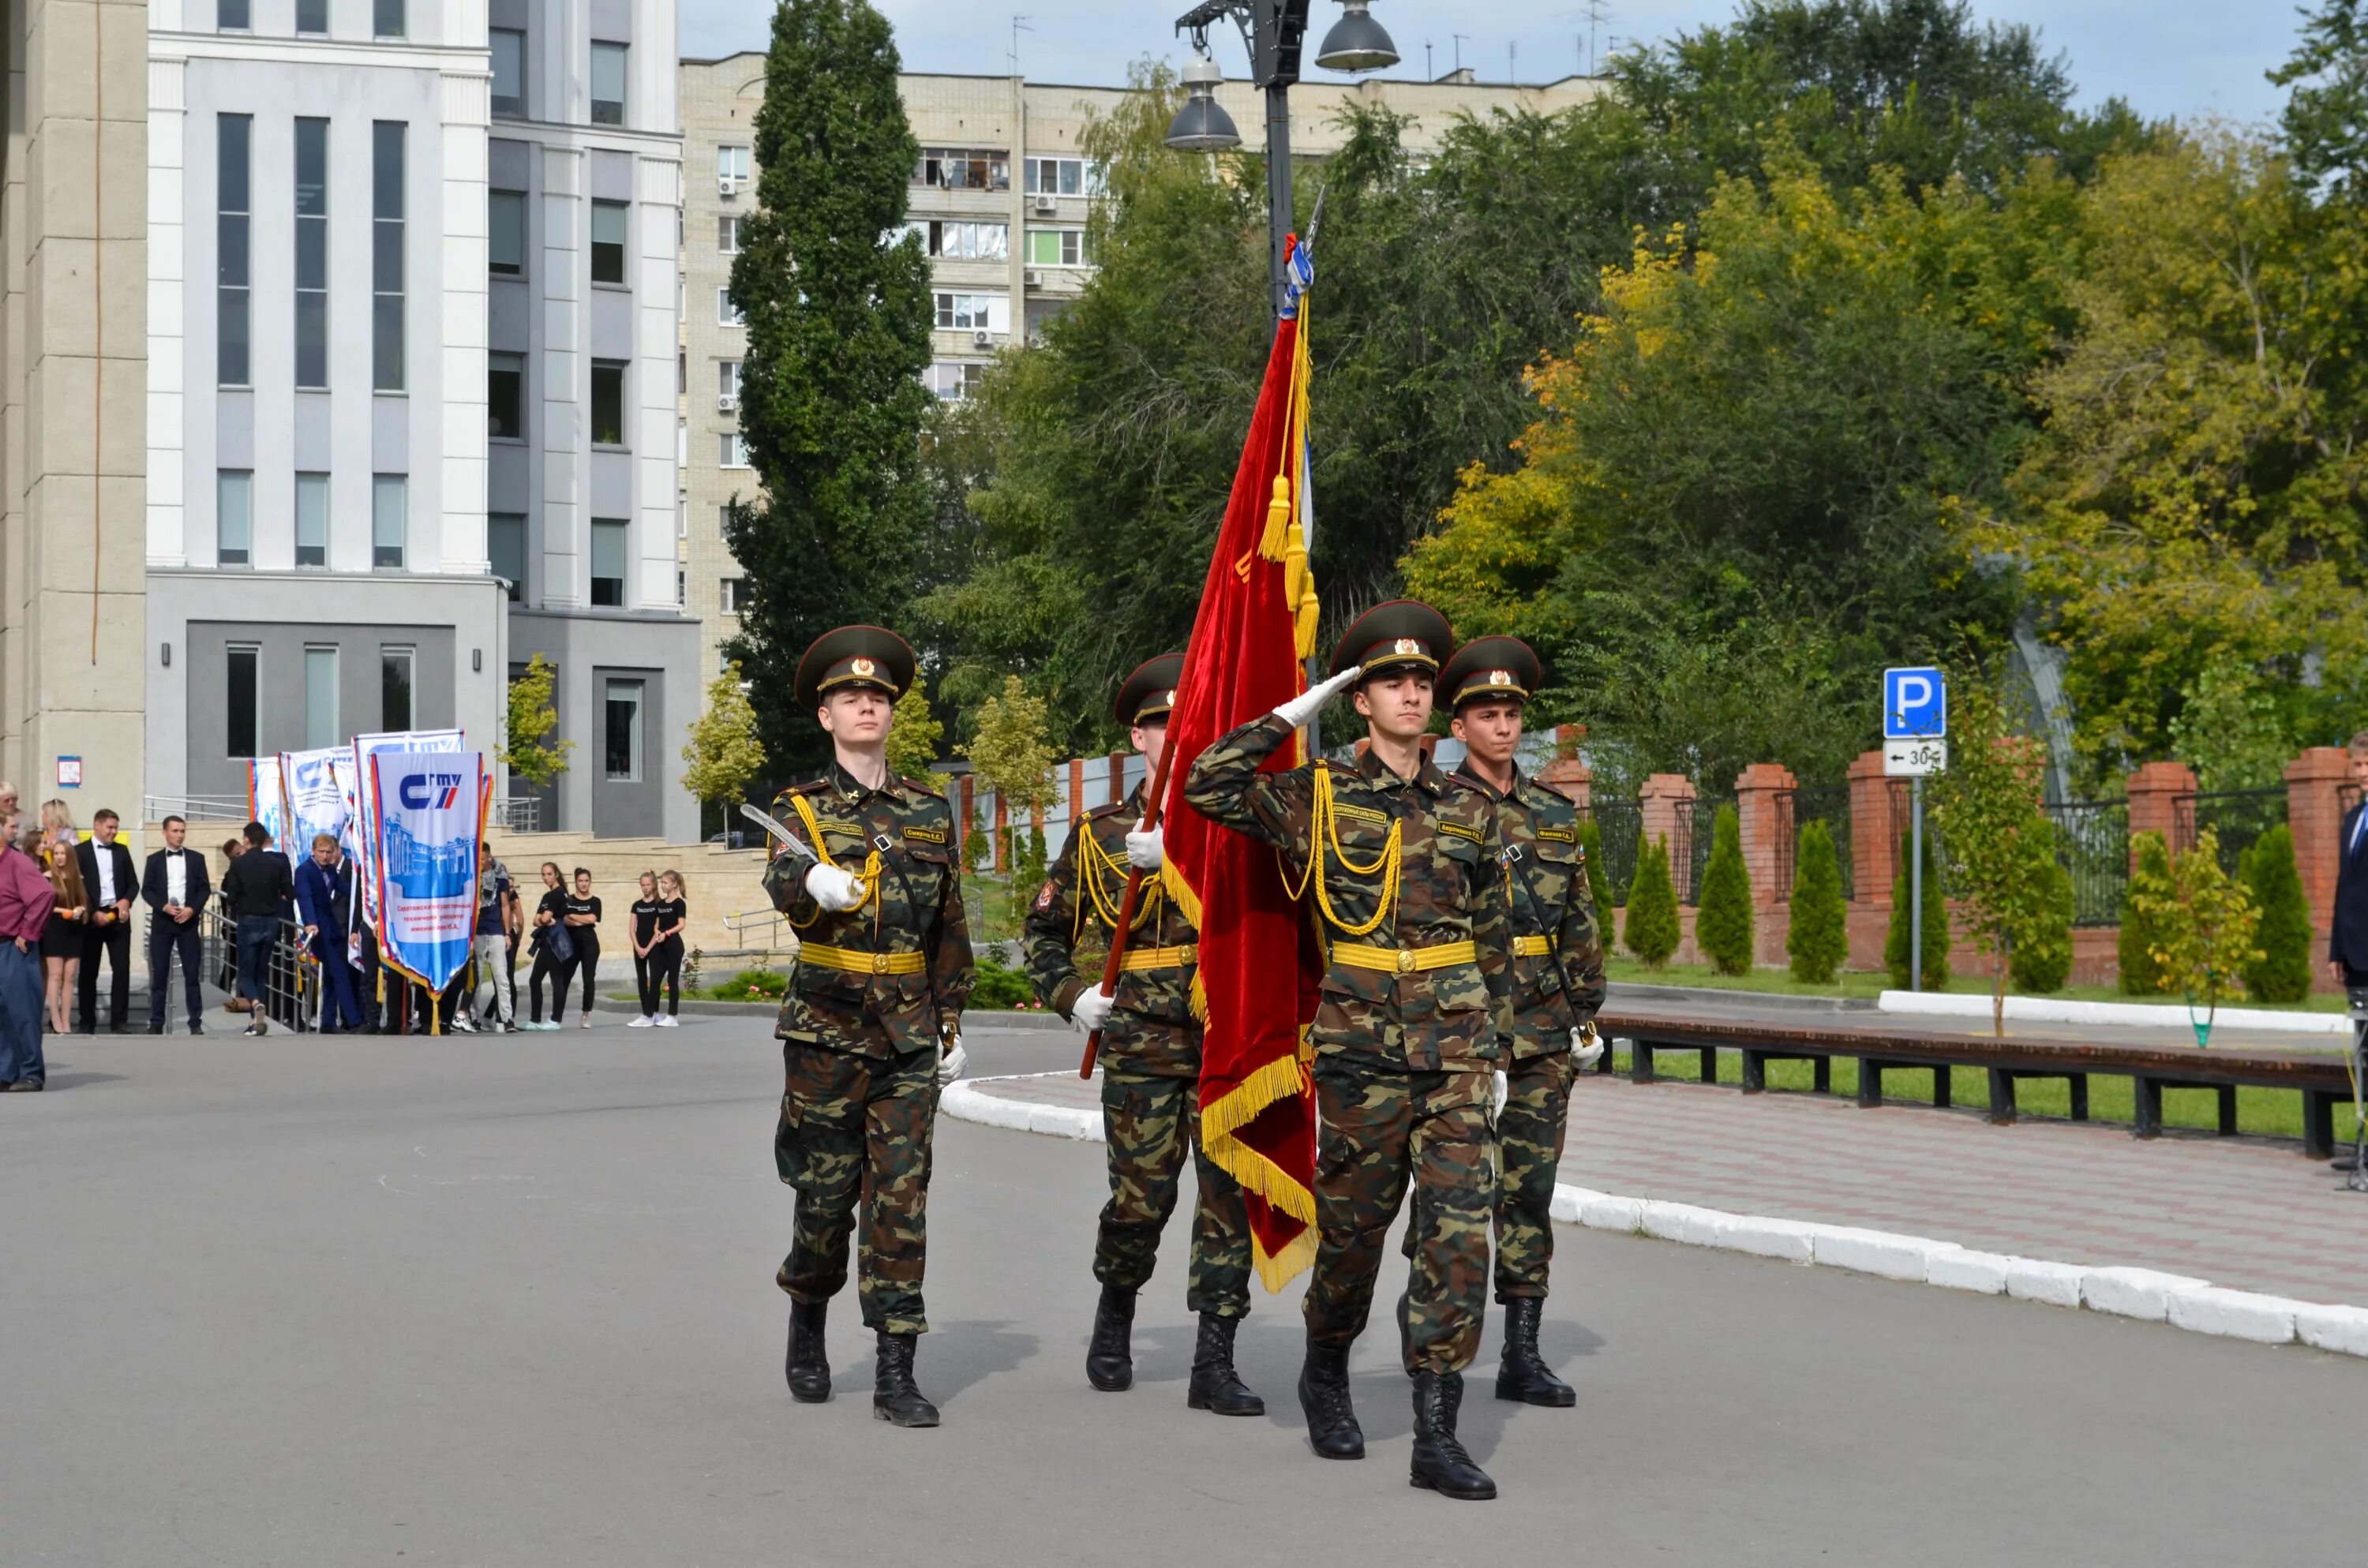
top-left (1165, 49), bottom-right (1242, 152)
top-left (1313, 0), bottom-right (1399, 73)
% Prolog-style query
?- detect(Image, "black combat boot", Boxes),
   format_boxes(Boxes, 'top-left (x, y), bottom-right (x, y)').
top-left (1186, 1313), bottom-right (1265, 1416)
top-left (1296, 1338), bottom-right (1364, 1460)
top-left (1086, 1285), bottom-right (1136, 1392)
top-left (1409, 1370), bottom-right (1497, 1501)
top-left (1495, 1297), bottom-right (1575, 1407)
top-left (784, 1297), bottom-right (830, 1404)
top-left (872, 1331), bottom-right (940, 1428)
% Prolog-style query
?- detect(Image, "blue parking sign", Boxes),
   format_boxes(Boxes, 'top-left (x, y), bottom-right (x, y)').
top-left (1884, 668), bottom-right (1946, 739)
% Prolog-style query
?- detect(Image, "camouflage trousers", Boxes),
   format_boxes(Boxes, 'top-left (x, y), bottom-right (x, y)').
top-left (1494, 1050), bottom-right (1576, 1301)
top-left (1305, 1057), bottom-right (1493, 1376)
top-left (1096, 1065), bottom-right (1253, 1317)
top-left (774, 1041), bottom-right (937, 1335)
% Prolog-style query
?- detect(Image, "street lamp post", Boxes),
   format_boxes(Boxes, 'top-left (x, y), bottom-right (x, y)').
top-left (1164, 0), bottom-right (1399, 320)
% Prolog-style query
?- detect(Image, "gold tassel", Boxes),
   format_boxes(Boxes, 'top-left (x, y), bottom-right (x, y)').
top-left (1252, 1225), bottom-right (1320, 1294)
top-left (1259, 473), bottom-right (1293, 562)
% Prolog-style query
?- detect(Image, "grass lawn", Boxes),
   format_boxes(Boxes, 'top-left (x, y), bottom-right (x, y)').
top-left (1605, 958), bottom-right (2348, 1015)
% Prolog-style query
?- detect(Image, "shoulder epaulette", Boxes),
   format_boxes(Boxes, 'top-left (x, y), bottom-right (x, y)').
top-left (1084, 799), bottom-right (1134, 821)
top-left (775, 779), bottom-right (827, 802)
top-left (1320, 758), bottom-right (1358, 777)
top-left (901, 775), bottom-right (946, 800)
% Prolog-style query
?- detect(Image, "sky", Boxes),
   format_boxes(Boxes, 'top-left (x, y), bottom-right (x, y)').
top-left (679, 0), bottom-right (2310, 129)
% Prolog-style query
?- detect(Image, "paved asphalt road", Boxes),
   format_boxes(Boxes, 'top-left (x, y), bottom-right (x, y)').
top-left (2, 1012), bottom-right (2356, 1566)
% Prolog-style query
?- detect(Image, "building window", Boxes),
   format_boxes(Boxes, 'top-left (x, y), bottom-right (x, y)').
top-left (488, 353), bottom-right (524, 440)
top-left (717, 215), bottom-right (742, 254)
top-left (590, 518), bottom-right (628, 607)
top-left (218, 0), bottom-right (249, 29)
top-left (381, 646), bottom-right (414, 732)
top-left (914, 147), bottom-right (1009, 191)
top-left (488, 512), bottom-right (526, 601)
top-left (908, 219), bottom-right (1008, 260)
top-left (295, 0), bottom-right (325, 34)
top-left (294, 118), bottom-right (328, 388)
top-left (717, 359), bottom-right (742, 402)
top-left (216, 470), bottom-right (253, 567)
top-left (675, 567), bottom-right (684, 607)
top-left (1026, 227), bottom-right (1094, 268)
top-left (295, 473), bottom-right (328, 567)
top-left (717, 288), bottom-right (744, 327)
top-left (489, 189), bottom-right (526, 275)
top-left (217, 115), bottom-right (250, 386)
top-left (372, 474), bottom-right (406, 570)
top-left (227, 645), bottom-right (259, 756)
top-left (373, 0), bottom-right (403, 36)
top-left (490, 28), bottom-right (526, 118)
top-left (603, 679), bottom-right (643, 780)
top-left (718, 431), bottom-right (749, 468)
top-left (590, 41), bottom-right (627, 125)
top-left (924, 361), bottom-right (987, 401)
top-left (304, 646), bottom-right (339, 750)
top-left (1023, 156), bottom-right (1102, 196)
top-left (590, 200), bottom-right (628, 285)
top-left (590, 361), bottom-right (626, 446)
top-left (373, 123), bottom-right (406, 391)
top-left (933, 291), bottom-right (1006, 332)
top-left (718, 144), bottom-right (751, 184)
top-left (720, 576), bottom-right (747, 613)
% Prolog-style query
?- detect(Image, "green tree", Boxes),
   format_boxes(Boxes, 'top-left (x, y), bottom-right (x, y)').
top-left (723, 0), bottom-right (934, 777)
top-left (1884, 829), bottom-right (1950, 990)
top-left (500, 653), bottom-right (573, 789)
top-left (1578, 816), bottom-right (1614, 919)
top-left (2242, 825), bottom-right (2316, 1004)
top-left (1931, 673), bottom-right (2067, 1033)
top-left (882, 683), bottom-right (945, 779)
top-left (2273, 0), bottom-right (2368, 200)
top-left (1624, 836), bottom-right (1680, 967)
top-left (680, 662), bottom-right (769, 814)
top-left (1787, 818), bottom-right (1849, 983)
top-left (1695, 804), bottom-right (1755, 975)
top-left (2119, 832), bottom-right (2175, 995)
top-left (2133, 827), bottom-right (2264, 1044)
top-left (961, 675), bottom-right (1057, 865)
top-left (2007, 855), bottom-right (2074, 994)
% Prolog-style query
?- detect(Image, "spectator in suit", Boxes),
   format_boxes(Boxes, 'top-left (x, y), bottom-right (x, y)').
top-left (2330, 733), bottom-right (2368, 992)
top-left (74, 806), bottom-right (137, 1033)
top-left (0, 801), bottom-right (57, 1091)
top-left (142, 814), bottom-right (210, 1035)
top-left (295, 833), bottom-right (368, 1035)
top-left (220, 821), bottom-right (294, 1038)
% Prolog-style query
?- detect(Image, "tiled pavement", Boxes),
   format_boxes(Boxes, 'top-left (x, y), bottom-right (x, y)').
top-left (965, 1067), bottom-right (2368, 1307)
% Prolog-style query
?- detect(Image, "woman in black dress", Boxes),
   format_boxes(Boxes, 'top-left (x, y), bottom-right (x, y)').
top-left (561, 868), bottom-right (601, 1029)
top-left (32, 810), bottom-right (86, 1035)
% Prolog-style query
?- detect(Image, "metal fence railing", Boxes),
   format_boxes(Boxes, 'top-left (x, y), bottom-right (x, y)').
top-left (1584, 798), bottom-right (1641, 907)
top-left (489, 795), bottom-right (545, 833)
top-left (2173, 788), bottom-right (2287, 874)
top-left (193, 905), bottom-right (317, 1031)
top-left (1681, 796), bottom-right (1728, 904)
top-left (2045, 798), bottom-right (2130, 928)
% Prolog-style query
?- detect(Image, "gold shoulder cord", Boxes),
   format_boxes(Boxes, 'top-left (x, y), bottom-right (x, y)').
top-left (1077, 819), bottom-right (1160, 939)
top-left (785, 793), bottom-right (882, 933)
top-left (1284, 765), bottom-right (1399, 939)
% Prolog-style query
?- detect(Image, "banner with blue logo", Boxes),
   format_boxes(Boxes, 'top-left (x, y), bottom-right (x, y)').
top-left (278, 747), bottom-right (350, 861)
top-left (246, 760), bottom-right (290, 854)
top-left (350, 729), bottom-right (463, 938)
top-left (367, 748), bottom-right (485, 996)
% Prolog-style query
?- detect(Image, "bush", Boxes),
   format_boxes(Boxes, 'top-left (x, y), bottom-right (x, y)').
top-left (2008, 850), bottom-right (2074, 994)
top-left (1577, 816), bottom-right (1614, 919)
top-left (721, 967), bottom-right (788, 1001)
top-left (2242, 825), bottom-right (2314, 1003)
top-left (971, 957), bottom-right (1035, 1010)
top-left (1787, 819), bottom-right (1848, 983)
top-left (1884, 831), bottom-right (1949, 990)
top-left (1005, 825), bottom-right (1048, 928)
top-left (1695, 804), bottom-right (1755, 975)
top-left (963, 827), bottom-right (988, 872)
top-left (1624, 835), bottom-right (1680, 967)
top-left (2119, 832), bottom-right (2174, 995)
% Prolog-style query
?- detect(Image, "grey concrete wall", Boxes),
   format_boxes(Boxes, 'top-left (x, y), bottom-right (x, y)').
top-left (508, 604), bottom-right (697, 841)
top-left (180, 618), bottom-right (456, 799)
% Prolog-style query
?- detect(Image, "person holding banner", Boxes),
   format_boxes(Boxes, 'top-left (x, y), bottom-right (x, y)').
top-left (296, 833), bottom-right (368, 1034)
top-left (760, 627), bottom-right (973, 1429)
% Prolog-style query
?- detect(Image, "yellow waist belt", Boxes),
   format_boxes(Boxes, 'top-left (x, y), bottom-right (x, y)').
top-left (1332, 939), bottom-right (1478, 976)
top-left (1512, 935), bottom-right (1555, 958)
top-left (799, 941), bottom-right (927, 977)
top-left (1118, 944), bottom-right (1197, 972)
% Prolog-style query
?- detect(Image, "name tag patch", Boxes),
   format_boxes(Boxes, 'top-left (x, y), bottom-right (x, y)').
top-left (1538, 826), bottom-right (1576, 843)
top-left (905, 825), bottom-right (946, 844)
top-left (1437, 820), bottom-right (1482, 844)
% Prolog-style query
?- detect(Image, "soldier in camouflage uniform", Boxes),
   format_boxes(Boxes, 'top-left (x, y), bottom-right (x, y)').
top-left (1439, 635), bottom-right (1606, 1408)
top-left (761, 626), bottom-right (974, 1429)
top-left (1022, 654), bottom-right (1261, 1416)
top-left (1184, 600), bottom-right (1514, 1503)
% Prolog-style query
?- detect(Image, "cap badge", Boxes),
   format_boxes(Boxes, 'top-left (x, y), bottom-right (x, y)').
top-left (851, 657), bottom-right (877, 679)
top-left (1160, 690), bottom-right (1175, 708)
top-left (1486, 669), bottom-right (1513, 686)
top-left (1392, 638), bottom-right (1424, 657)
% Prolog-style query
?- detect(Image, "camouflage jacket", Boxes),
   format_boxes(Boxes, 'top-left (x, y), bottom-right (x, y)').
top-left (1182, 715), bottom-right (1516, 1073)
top-left (1022, 783), bottom-right (1202, 1078)
top-left (1448, 762), bottom-right (1606, 1057)
top-left (762, 760), bottom-right (975, 1058)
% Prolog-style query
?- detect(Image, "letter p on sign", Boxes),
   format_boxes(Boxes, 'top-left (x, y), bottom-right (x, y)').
top-left (1883, 668), bottom-right (1946, 739)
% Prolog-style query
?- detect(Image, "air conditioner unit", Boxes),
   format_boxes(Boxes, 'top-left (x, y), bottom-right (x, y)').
top-left (718, 175), bottom-right (737, 198)
top-left (717, 392), bottom-right (737, 413)
top-left (1023, 269), bottom-right (1043, 287)
top-left (971, 329), bottom-right (992, 348)
top-left (1032, 192), bottom-right (1057, 213)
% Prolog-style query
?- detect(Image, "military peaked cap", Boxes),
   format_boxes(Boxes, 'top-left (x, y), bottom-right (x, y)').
top-left (1438, 634), bottom-right (1542, 713)
top-left (1115, 653), bottom-right (1186, 728)
top-left (1330, 599), bottom-right (1454, 682)
top-left (796, 625), bottom-right (916, 711)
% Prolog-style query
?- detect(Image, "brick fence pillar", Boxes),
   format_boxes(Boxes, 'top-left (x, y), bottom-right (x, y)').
top-left (1068, 758), bottom-right (1086, 824)
top-left (1733, 763), bottom-right (1797, 907)
top-left (1639, 773), bottom-right (1697, 899)
top-left (2289, 747), bottom-right (2352, 955)
top-left (1847, 750), bottom-right (1894, 908)
top-left (2125, 760), bottom-right (2196, 870)
top-left (1537, 724), bottom-right (1591, 809)
top-left (958, 775), bottom-right (974, 858)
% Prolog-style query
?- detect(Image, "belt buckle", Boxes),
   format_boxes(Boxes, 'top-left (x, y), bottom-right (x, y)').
top-left (1396, 949), bottom-right (1416, 974)
top-left (871, 952), bottom-right (892, 975)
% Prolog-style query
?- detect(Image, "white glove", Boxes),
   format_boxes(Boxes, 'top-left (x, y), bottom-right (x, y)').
top-left (935, 1035), bottom-right (967, 1084)
top-left (1070, 986), bottom-right (1115, 1033)
top-left (1272, 664), bottom-right (1362, 729)
top-left (1491, 1069), bottom-right (1509, 1117)
top-left (804, 863), bottom-right (867, 912)
top-left (1573, 1023), bottom-right (1605, 1068)
top-left (1124, 822), bottom-right (1164, 871)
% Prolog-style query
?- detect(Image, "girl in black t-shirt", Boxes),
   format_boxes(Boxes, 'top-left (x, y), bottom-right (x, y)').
top-left (629, 871), bottom-right (663, 1026)
top-left (525, 862), bottom-right (569, 1029)
top-left (651, 869), bottom-right (688, 1024)
top-left (562, 867), bottom-right (602, 1029)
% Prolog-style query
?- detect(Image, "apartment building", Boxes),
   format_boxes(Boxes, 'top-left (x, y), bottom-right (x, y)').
top-left (138, 0), bottom-right (694, 838)
top-left (675, 60), bottom-right (1599, 693)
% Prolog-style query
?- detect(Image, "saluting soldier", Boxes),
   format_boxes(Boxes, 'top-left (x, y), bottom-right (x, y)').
top-left (1184, 601), bottom-right (1515, 1503)
top-left (762, 627), bottom-right (974, 1429)
top-left (1022, 655), bottom-right (1262, 1416)
top-left (1437, 635), bottom-right (1606, 1408)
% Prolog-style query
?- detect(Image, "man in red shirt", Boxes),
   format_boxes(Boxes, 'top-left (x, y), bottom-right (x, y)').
top-left (0, 797), bottom-right (59, 1091)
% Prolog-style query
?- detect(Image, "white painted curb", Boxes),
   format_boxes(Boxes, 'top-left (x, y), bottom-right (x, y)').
top-left (1877, 989), bottom-right (2347, 1036)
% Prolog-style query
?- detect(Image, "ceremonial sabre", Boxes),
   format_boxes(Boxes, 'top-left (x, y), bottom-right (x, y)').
top-left (1079, 738), bottom-right (1179, 1080)
top-left (740, 803), bottom-right (819, 864)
